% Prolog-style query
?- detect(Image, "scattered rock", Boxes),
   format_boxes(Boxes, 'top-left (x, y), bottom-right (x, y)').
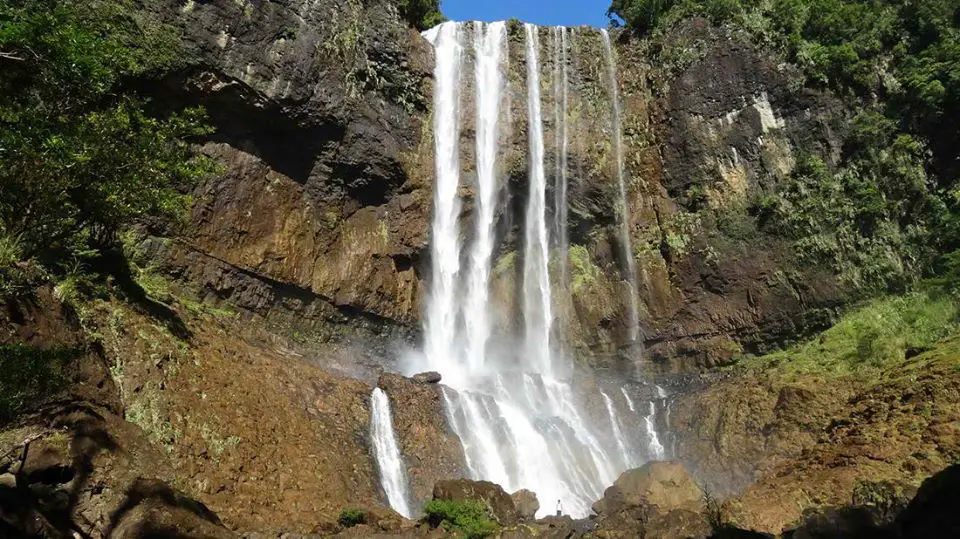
top-left (433, 479), bottom-right (519, 525)
top-left (412, 371), bottom-right (442, 384)
top-left (511, 489), bottom-right (539, 520)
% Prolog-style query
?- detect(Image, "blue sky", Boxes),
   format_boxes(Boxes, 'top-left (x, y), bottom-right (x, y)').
top-left (440, 0), bottom-right (612, 28)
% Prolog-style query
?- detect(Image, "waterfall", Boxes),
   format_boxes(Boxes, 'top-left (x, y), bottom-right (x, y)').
top-left (522, 23), bottom-right (555, 377)
top-left (422, 22), bottom-right (463, 382)
top-left (647, 386), bottom-right (667, 460)
top-left (600, 30), bottom-right (642, 349)
top-left (415, 22), bottom-right (665, 519)
top-left (464, 21), bottom-right (506, 375)
top-left (370, 388), bottom-right (413, 518)
top-left (601, 390), bottom-right (634, 469)
top-left (621, 386), bottom-right (667, 461)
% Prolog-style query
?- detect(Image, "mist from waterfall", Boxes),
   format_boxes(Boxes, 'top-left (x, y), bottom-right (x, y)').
top-left (370, 388), bottom-right (413, 518)
top-left (413, 21), bottom-right (668, 518)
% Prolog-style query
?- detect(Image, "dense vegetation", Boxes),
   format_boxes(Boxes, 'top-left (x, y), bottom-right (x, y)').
top-left (397, 0), bottom-right (445, 30)
top-left (423, 499), bottom-right (498, 538)
top-left (611, 0), bottom-right (960, 294)
top-left (0, 0), bottom-right (213, 296)
top-left (0, 344), bottom-right (77, 421)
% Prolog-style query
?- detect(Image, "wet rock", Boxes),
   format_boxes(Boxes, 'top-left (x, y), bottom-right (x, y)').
top-left (432, 479), bottom-right (519, 525)
top-left (412, 372), bottom-right (442, 384)
top-left (511, 489), bottom-right (539, 520)
top-left (592, 461), bottom-right (704, 516)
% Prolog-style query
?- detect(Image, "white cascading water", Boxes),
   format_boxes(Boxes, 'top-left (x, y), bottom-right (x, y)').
top-left (522, 23), bottom-right (556, 377)
top-left (370, 388), bottom-right (413, 518)
top-left (464, 20), bottom-right (506, 376)
top-left (407, 22), bottom-right (667, 518)
top-left (600, 30), bottom-right (642, 348)
top-left (621, 386), bottom-right (667, 461)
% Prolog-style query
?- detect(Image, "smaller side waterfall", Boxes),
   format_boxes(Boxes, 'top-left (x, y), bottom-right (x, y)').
top-left (370, 388), bottom-right (412, 518)
top-left (600, 30), bottom-right (642, 350)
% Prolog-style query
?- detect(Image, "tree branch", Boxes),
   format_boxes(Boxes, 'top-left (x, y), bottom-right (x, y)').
top-left (0, 51), bottom-right (24, 61)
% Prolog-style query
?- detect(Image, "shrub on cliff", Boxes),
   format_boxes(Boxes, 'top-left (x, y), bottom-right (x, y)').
top-left (423, 499), bottom-right (498, 538)
top-left (396, 0), bottom-right (445, 30)
top-left (0, 0), bottom-right (214, 287)
top-left (337, 509), bottom-right (367, 528)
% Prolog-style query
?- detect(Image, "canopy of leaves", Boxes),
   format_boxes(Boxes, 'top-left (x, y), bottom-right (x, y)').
top-left (0, 0), bottom-right (213, 281)
top-left (396, 0), bottom-right (445, 30)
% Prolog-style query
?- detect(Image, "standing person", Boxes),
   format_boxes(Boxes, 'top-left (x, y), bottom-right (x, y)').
top-left (556, 499), bottom-right (562, 517)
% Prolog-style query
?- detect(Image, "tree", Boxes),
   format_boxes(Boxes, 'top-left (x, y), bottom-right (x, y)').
top-left (396, 0), bottom-right (446, 30)
top-left (0, 0), bottom-right (213, 273)
top-left (608, 0), bottom-right (677, 34)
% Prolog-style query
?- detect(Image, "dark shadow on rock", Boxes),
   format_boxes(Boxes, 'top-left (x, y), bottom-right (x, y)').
top-left (103, 478), bottom-right (223, 537)
top-left (710, 525), bottom-right (776, 538)
top-left (95, 248), bottom-right (191, 341)
top-left (892, 464), bottom-right (960, 539)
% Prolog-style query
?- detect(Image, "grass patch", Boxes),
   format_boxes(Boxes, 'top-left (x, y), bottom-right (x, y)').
top-left (423, 499), bottom-right (498, 539)
top-left (738, 285), bottom-right (960, 379)
top-left (338, 509), bottom-right (367, 528)
top-left (0, 344), bottom-right (77, 423)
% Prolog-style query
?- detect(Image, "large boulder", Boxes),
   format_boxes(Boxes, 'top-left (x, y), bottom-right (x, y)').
top-left (592, 461), bottom-right (705, 516)
top-left (510, 489), bottom-right (539, 521)
top-left (432, 479), bottom-right (519, 525)
top-left (412, 372), bottom-right (442, 384)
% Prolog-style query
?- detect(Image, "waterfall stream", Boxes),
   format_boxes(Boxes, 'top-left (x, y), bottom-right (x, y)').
top-left (410, 21), bottom-right (668, 518)
top-left (370, 388), bottom-right (413, 518)
top-left (601, 30), bottom-right (642, 350)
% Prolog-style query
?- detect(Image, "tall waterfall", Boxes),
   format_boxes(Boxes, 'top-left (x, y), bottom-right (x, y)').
top-left (416, 22), bottom-right (665, 518)
top-left (601, 30), bottom-right (642, 348)
top-left (370, 388), bottom-right (413, 518)
top-left (522, 23), bottom-right (556, 377)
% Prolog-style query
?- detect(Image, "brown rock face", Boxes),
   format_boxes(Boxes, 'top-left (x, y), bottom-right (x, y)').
top-left (136, 0), bottom-right (435, 350)
top-left (592, 461), bottom-right (705, 516)
top-left (376, 374), bottom-right (466, 509)
top-left (432, 479), bottom-right (519, 525)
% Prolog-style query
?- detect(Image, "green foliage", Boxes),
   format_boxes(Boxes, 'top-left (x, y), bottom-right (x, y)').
top-left (396, 0), bottom-right (445, 30)
top-left (608, 0), bottom-right (678, 34)
top-left (338, 509), bottom-right (367, 528)
top-left (852, 479), bottom-right (913, 525)
top-left (0, 0), bottom-right (214, 281)
top-left (423, 499), bottom-right (498, 539)
top-left (618, 0), bottom-right (959, 296)
top-left (738, 284), bottom-right (960, 378)
top-left (755, 115), bottom-right (941, 292)
top-left (0, 344), bottom-right (76, 422)
top-left (569, 245), bottom-right (602, 294)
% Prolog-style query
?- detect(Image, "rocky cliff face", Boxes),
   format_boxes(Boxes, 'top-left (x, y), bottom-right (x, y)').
top-left (138, 0), bottom-right (435, 360)
top-left (135, 5), bottom-right (857, 376)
